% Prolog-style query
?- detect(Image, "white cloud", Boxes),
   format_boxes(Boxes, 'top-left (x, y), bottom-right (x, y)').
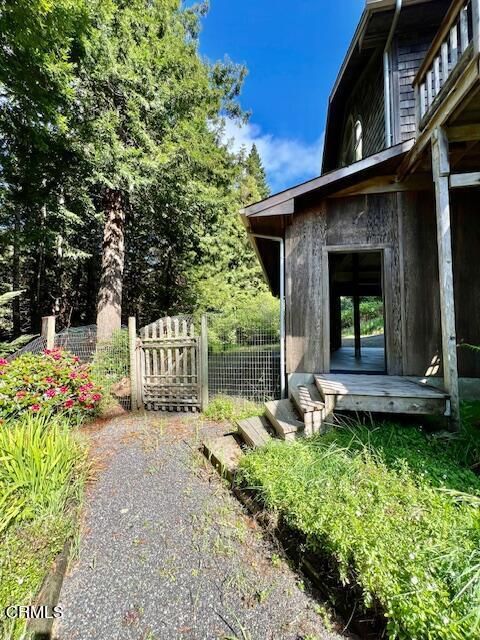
top-left (222, 119), bottom-right (324, 194)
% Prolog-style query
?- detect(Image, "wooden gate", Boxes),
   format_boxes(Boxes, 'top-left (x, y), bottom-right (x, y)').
top-left (136, 316), bottom-right (207, 412)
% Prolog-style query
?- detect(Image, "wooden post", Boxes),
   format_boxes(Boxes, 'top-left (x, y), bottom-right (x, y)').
top-left (353, 254), bottom-right (361, 360)
top-left (200, 314), bottom-right (209, 411)
top-left (431, 127), bottom-right (460, 430)
top-left (128, 317), bottom-right (139, 411)
top-left (41, 315), bottom-right (56, 350)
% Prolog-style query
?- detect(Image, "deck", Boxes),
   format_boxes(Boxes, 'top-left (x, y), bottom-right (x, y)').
top-left (314, 374), bottom-right (451, 417)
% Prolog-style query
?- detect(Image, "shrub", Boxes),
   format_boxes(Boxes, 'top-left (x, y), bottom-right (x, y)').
top-left (0, 348), bottom-right (103, 421)
top-left (238, 425), bottom-right (480, 639)
top-left (0, 412), bottom-right (87, 533)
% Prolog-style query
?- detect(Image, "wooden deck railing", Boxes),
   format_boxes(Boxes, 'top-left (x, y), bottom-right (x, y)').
top-left (413, 0), bottom-right (480, 128)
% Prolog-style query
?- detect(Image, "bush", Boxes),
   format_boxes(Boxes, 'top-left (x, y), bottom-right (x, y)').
top-left (0, 348), bottom-right (103, 421)
top-left (0, 412), bottom-right (87, 533)
top-left (238, 423), bottom-right (480, 639)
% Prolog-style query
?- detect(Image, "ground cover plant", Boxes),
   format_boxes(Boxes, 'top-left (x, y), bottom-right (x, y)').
top-left (0, 411), bottom-right (88, 640)
top-left (0, 348), bottom-right (102, 421)
top-left (238, 413), bottom-right (480, 639)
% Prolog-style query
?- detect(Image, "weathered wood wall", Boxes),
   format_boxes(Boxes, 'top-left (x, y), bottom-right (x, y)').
top-left (286, 194), bottom-right (403, 374)
top-left (285, 189), bottom-right (480, 378)
top-left (452, 191), bottom-right (480, 377)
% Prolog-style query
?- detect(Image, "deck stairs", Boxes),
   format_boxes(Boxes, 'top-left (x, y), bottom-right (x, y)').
top-left (204, 375), bottom-right (451, 476)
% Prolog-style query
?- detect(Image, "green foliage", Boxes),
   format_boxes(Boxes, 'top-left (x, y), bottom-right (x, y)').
top-left (341, 296), bottom-right (384, 337)
top-left (0, 411), bottom-right (87, 533)
top-left (238, 421), bottom-right (480, 639)
top-left (0, 348), bottom-right (103, 421)
top-left (203, 395), bottom-right (263, 422)
top-left (0, 290), bottom-right (34, 356)
top-left (0, 411), bottom-right (87, 640)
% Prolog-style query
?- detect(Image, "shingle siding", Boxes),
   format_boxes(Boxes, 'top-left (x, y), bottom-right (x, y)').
top-left (396, 33), bottom-right (434, 141)
top-left (335, 57), bottom-right (385, 168)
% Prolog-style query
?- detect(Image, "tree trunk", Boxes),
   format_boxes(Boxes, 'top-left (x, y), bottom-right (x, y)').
top-left (96, 188), bottom-right (125, 342)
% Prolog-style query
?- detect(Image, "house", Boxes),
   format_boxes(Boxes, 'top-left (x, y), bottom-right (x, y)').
top-left (241, 0), bottom-right (480, 430)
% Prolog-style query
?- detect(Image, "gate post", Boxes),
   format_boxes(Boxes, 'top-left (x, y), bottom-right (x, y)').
top-left (41, 315), bottom-right (56, 350)
top-left (200, 314), bottom-right (209, 410)
top-left (128, 317), bottom-right (139, 411)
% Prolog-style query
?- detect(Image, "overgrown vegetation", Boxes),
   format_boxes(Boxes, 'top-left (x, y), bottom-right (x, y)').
top-left (238, 413), bottom-right (480, 639)
top-left (0, 411), bottom-right (88, 640)
top-left (203, 395), bottom-right (263, 422)
top-left (341, 296), bottom-right (384, 337)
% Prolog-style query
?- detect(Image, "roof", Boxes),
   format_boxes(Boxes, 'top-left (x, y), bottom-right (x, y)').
top-left (243, 139), bottom-right (414, 218)
top-left (242, 140), bottom-right (415, 296)
top-left (322, 0), bottom-right (449, 172)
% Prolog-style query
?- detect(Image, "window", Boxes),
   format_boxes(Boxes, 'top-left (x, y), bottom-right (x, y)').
top-left (354, 119), bottom-right (363, 161)
top-left (340, 115), bottom-right (363, 167)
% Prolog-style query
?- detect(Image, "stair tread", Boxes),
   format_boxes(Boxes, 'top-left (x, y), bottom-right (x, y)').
top-left (290, 383), bottom-right (325, 415)
top-left (203, 435), bottom-right (243, 480)
top-left (237, 416), bottom-right (273, 448)
top-left (264, 399), bottom-right (304, 440)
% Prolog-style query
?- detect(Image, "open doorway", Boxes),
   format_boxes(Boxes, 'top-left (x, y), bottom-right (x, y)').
top-left (328, 251), bottom-right (386, 373)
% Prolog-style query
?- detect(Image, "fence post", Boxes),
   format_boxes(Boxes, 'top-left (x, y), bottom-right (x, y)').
top-left (41, 316), bottom-right (56, 350)
top-left (128, 317), bottom-right (139, 411)
top-left (200, 314), bottom-right (209, 411)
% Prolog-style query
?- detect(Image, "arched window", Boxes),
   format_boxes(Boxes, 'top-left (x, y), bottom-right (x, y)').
top-left (354, 119), bottom-right (363, 161)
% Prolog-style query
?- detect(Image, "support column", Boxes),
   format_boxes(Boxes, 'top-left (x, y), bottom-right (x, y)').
top-left (431, 127), bottom-right (460, 430)
top-left (353, 254), bottom-right (361, 360)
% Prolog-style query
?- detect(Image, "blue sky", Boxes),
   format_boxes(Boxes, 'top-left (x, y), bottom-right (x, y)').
top-left (194, 1), bottom-right (364, 192)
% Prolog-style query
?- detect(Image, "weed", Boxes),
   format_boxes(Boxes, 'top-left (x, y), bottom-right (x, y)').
top-left (203, 395), bottom-right (263, 423)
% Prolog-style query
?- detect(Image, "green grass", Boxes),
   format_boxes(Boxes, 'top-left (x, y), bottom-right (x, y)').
top-left (203, 395), bottom-right (263, 422)
top-left (238, 413), bottom-right (480, 639)
top-left (0, 412), bottom-right (87, 639)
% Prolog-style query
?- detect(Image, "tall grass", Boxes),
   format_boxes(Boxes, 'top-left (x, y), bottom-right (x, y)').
top-left (0, 412), bottom-right (87, 533)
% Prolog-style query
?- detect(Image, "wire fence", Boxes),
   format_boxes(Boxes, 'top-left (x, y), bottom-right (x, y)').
top-left (207, 313), bottom-right (281, 403)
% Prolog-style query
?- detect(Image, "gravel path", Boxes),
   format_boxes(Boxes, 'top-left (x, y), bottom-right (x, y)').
top-left (54, 412), bottom-right (344, 640)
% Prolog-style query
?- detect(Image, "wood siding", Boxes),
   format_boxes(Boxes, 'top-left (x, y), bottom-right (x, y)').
top-left (286, 194), bottom-right (403, 374)
top-left (395, 33), bottom-right (435, 142)
top-left (337, 56), bottom-right (385, 168)
top-left (285, 189), bottom-right (480, 378)
top-left (452, 191), bottom-right (480, 377)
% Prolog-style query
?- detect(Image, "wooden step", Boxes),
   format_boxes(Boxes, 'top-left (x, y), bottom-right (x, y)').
top-left (203, 435), bottom-right (243, 481)
top-left (290, 384), bottom-right (326, 436)
top-left (264, 399), bottom-right (304, 441)
top-left (237, 416), bottom-right (273, 448)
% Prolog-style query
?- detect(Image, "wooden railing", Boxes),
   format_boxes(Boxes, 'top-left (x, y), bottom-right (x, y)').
top-left (413, 0), bottom-right (480, 128)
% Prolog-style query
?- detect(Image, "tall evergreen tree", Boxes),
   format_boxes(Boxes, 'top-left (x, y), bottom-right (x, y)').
top-left (246, 144), bottom-right (270, 200)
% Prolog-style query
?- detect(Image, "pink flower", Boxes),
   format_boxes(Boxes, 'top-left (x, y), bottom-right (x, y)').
top-left (16, 391), bottom-right (27, 399)
top-left (52, 353), bottom-right (62, 361)
top-left (45, 376), bottom-right (55, 384)
top-left (45, 388), bottom-right (57, 398)
top-left (0, 358), bottom-right (8, 366)
top-left (91, 393), bottom-right (102, 403)
top-left (79, 383), bottom-right (94, 392)
top-left (30, 404), bottom-right (41, 412)
top-left (80, 372), bottom-right (89, 379)
top-left (85, 404), bottom-right (94, 410)
top-left (78, 394), bottom-right (88, 403)
top-left (64, 399), bottom-right (75, 409)
top-left (59, 386), bottom-right (69, 394)
top-left (68, 372), bottom-right (78, 379)
top-left (72, 356), bottom-right (80, 363)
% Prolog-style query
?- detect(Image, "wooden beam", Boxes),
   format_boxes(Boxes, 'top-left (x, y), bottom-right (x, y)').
top-left (446, 124), bottom-right (480, 142)
top-left (450, 171), bottom-right (480, 188)
top-left (431, 127), bottom-right (460, 430)
top-left (353, 254), bottom-right (361, 360)
top-left (328, 173), bottom-right (432, 198)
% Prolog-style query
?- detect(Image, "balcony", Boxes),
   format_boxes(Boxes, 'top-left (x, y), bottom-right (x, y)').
top-left (413, 0), bottom-right (480, 131)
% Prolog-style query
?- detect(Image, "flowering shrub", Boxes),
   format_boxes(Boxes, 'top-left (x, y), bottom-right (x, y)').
top-left (0, 349), bottom-right (102, 421)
